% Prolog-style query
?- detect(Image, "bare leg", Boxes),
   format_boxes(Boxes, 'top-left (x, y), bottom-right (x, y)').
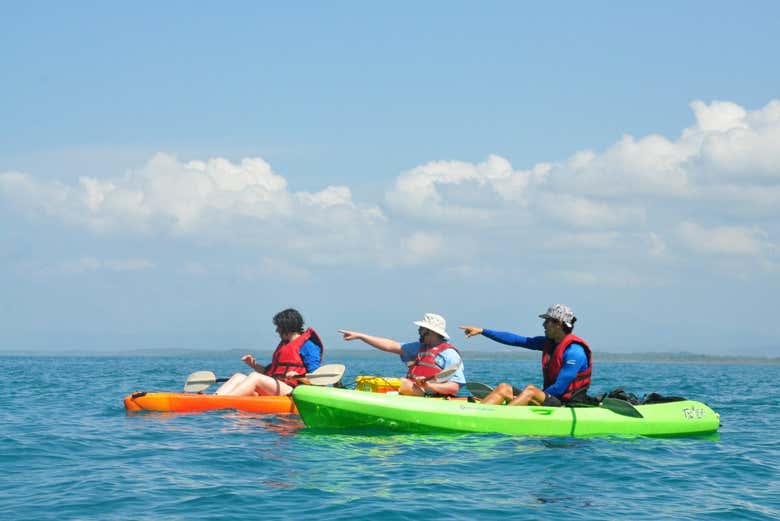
top-left (480, 383), bottom-right (516, 405)
top-left (225, 371), bottom-right (294, 397)
top-left (508, 384), bottom-right (546, 406)
top-left (214, 373), bottom-right (248, 395)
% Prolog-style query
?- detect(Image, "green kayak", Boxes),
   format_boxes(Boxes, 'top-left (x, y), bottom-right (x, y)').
top-left (292, 386), bottom-right (720, 437)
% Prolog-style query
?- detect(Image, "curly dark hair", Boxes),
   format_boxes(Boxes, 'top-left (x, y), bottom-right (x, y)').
top-left (273, 308), bottom-right (305, 335)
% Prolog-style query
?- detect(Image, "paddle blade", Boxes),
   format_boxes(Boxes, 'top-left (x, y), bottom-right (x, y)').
top-left (183, 370), bottom-right (218, 392)
top-left (465, 382), bottom-right (494, 399)
top-left (301, 363), bottom-right (345, 386)
top-left (427, 363), bottom-right (461, 384)
top-left (601, 397), bottom-right (644, 418)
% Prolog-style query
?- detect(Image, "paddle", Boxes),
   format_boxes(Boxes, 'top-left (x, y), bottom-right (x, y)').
top-left (465, 381), bottom-right (522, 399)
top-left (422, 363), bottom-right (461, 384)
top-left (465, 381), bottom-right (494, 399)
top-left (464, 381), bottom-right (643, 418)
top-left (598, 397), bottom-right (644, 418)
top-left (183, 363), bottom-right (346, 392)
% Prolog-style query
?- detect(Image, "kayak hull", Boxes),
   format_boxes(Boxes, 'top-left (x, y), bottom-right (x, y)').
top-left (292, 386), bottom-right (719, 437)
top-left (123, 392), bottom-right (297, 414)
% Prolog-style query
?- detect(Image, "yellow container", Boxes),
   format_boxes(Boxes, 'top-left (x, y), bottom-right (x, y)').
top-left (355, 375), bottom-right (402, 393)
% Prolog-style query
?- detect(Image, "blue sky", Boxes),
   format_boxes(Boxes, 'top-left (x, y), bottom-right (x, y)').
top-left (1, 2), bottom-right (778, 355)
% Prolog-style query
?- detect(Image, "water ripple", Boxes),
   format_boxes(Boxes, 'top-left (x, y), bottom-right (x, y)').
top-left (1, 356), bottom-right (778, 520)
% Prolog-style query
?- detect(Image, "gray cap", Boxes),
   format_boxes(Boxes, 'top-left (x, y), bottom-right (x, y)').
top-left (539, 304), bottom-right (576, 328)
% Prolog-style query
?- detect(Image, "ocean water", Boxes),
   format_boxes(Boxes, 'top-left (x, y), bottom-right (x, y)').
top-left (1, 354), bottom-right (778, 520)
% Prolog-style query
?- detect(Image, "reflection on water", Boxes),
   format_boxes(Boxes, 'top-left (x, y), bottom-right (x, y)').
top-left (221, 412), bottom-right (305, 437)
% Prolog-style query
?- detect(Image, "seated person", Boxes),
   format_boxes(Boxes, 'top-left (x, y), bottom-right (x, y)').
top-left (215, 308), bottom-right (322, 396)
top-left (339, 313), bottom-right (465, 396)
top-left (459, 304), bottom-right (591, 406)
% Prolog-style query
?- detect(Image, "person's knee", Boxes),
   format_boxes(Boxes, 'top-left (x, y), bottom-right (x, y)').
top-left (245, 372), bottom-right (266, 384)
top-left (495, 382), bottom-right (515, 397)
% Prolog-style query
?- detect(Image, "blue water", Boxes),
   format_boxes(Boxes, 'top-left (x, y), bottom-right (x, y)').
top-left (1, 354), bottom-right (778, 520)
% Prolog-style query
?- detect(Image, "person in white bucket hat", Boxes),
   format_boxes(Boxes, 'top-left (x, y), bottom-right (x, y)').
top-left (339, 313), bottom-right (465, 396)
top-left (459, 304), bottom-right (592, 407)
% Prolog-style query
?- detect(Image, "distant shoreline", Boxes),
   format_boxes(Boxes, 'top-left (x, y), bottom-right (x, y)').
top-left (1, 348), bottom-right (778, 364)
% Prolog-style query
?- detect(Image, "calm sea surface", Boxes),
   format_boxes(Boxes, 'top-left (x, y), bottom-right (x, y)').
top-left (1, 354), bottom-right (778, 520)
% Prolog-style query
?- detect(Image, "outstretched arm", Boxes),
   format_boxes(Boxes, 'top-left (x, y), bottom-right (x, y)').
top-left (461, 325), bottom-right (546, 351)
top-left (338, 329), bottom-right (402, 355)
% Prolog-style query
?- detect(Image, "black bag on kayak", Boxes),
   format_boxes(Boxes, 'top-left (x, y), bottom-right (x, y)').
top-left (604, 387), bottom-right (640, 405)
top-left (641, 392), bottom-right (686, 404)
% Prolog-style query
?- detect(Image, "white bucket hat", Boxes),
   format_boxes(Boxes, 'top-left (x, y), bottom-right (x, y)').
top-left (539, 304), bottom-right (576, 328)
top-left (413, 313), bottom-right (449, 339)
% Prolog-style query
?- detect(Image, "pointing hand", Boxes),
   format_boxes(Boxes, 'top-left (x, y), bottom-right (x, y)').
top-left (338, 329), bottom-right (361, 341)
top-left (458, 325), bottom-right (483, 338)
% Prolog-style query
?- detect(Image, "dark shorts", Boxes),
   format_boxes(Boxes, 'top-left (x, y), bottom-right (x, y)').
top-left (542, 392), bottom-right (562, 407)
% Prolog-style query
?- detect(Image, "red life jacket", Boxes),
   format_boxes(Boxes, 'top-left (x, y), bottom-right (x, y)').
top-left (265, 328), bottom-right (324, 387)
top-left (541, 334), bottom-right (592, 401)
top-left (406, 342), bottom-right (459, 379)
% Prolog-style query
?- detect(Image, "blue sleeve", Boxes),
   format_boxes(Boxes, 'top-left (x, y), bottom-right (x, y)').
top-left (400, 342), bottom-right (422, 363)
top-left (299, 340), bottom-right (322, 372)
top-left (481, 329), bottom-right (547, 352)
top-left (544, 344), bottom-right (588, 397)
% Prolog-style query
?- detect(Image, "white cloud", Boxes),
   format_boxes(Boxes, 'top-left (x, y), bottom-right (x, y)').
top-left (677, 221), bottom-right (770, 256)
top-left (0, 152), bottom-right (384, 240)
top-left (398, 231), bottom-right (446, 264)
top-left (689, 100), bottom-right (749, 133)
top-left (553, 134), bottom-right (695, 198)
top-left (385, 154), bottom-right (532, 223)
top-left (537, 193), bottom-right (646, 229)
top-left (2, 99), bottom-right (779, 283)
top-left (688, 100), bottom-right (780, 183)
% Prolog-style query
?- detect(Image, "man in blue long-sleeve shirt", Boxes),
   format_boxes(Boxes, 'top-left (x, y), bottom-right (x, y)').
top-left (459, 304), bottom-right (593, 406)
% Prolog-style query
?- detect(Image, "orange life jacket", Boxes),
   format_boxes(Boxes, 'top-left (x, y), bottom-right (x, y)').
top-left (541, 334), bottom-right (592, 401)
top-left (265, 328), bottom-right (324, 387)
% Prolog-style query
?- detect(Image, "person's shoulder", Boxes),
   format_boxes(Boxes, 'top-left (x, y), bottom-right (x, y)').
top-left (401, 341), bottom-right (422, 351)
top-left (301, 338), bottom-right (321, 350)
top-left (443, 343), bottom-right (463, 356)
top-left (438, 345), bottom-right (463, 364)
top-left (564, 342), bottom-right (587, 357)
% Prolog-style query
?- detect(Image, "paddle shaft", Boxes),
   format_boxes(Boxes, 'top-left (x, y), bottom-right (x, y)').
top-left (419, 364), bottom-right (460, 384)
top-left (183, 363), bottom-right (346, 392)
top-left (186, 372), bottom-right (341, 386)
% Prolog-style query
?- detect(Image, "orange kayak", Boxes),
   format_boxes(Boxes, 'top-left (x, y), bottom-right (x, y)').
top-left (123, 391), bottom-right (298, 414)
